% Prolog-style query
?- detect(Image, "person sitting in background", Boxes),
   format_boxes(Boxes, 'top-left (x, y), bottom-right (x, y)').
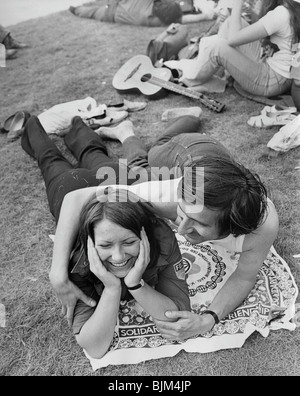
top-left (69, 0), bottom-right (217, 27)
top-left (164, 0), bottom-right (300, 98)
top-left (200, 0), bottom-right (263, 38)
top-left (0, 24), bottom-right (29, 60)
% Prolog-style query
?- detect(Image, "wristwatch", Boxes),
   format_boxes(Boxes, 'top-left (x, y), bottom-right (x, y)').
top-left (200, 310), bottom-right (220, 325)
top-left (127, 279), bottom-right (145, 291)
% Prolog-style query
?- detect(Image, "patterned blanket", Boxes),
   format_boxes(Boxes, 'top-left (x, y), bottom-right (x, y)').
top-left (85, 233), bottom-right (298, 370)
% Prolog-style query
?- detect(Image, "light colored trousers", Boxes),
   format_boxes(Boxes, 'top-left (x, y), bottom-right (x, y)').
top-left (184, 17), bottom-right (291, 97)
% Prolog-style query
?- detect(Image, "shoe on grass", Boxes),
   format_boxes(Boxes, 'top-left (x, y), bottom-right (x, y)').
top-left (6, 111), bottom-right (31, 142)
top-left (108, 99), bottom-right (147, 112)
top-left (83, 110), bottom-right (129, 129)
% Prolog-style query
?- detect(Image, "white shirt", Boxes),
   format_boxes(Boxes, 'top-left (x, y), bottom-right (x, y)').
top-left (260, 6), bottom-right (294, 78)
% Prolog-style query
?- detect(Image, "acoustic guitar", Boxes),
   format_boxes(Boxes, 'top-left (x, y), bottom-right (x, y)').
top-left (113, 55), bottom-right (225, 113)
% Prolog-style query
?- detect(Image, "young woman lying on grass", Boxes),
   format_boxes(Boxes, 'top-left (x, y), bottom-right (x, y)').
top-left (21, 116), bottom-right (190, 359)
top-left (71, 190), bottom-right (190, 359)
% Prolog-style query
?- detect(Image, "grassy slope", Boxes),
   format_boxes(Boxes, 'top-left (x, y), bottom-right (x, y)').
top-left (0, 3), bottom-right (299, 376)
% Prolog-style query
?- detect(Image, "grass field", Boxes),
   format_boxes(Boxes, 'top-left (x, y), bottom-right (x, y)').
top-left (0, 1), bottom-right (300, 376)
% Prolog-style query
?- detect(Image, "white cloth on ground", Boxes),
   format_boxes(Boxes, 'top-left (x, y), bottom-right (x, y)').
top-left (38, 97), bottom-right (106, 135)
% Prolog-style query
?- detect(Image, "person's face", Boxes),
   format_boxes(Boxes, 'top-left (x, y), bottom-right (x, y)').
top-left (176, 200), bottom-right (223, 244)
top-left (93, 218), bottom-right (141, 278)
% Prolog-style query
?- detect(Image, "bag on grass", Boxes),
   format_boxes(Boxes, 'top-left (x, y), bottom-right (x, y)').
top-left (146, 23), bottom-right (189, 65)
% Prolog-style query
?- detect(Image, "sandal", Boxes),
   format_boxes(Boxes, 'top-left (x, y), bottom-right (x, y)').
top-left (4, 111), bottom-right (31, 142)
top-left (83, 110), bottom-right (128, 129)
top-left (261, 104), bottom-right (298, 116)
top-left (1, 112), bottom-right (22, 133)
top-left (247, 111), bottom-right (297, 128)
top-left (107, 99), bottom-right (147, 112)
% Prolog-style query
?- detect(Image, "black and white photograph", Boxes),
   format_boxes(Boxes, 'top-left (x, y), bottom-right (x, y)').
top-left (0, 0), bottom-right (300, 378)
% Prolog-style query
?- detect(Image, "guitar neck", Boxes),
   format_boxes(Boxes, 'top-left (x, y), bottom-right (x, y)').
top-left (148, 75), bottom-right (225, 113)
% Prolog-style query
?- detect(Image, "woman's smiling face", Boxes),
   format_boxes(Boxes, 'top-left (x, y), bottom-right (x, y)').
top-left (93, 218), bottom-right (141, 278)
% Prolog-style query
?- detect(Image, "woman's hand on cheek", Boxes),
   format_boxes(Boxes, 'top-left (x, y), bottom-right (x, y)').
top-left (125, 228), bottom-right (150, 288)
top-left (87, 236), bottom-right (121, 289)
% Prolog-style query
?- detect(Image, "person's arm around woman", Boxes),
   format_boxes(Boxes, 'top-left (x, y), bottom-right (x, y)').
top-left (49, 181), bottom-right (179, 325)
top-left (49, 187), bottom-right (99, 325)
top-left (154, 200), bottom-right (279, 340)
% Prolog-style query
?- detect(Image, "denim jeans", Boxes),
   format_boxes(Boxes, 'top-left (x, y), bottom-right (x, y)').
top-left (21, 116), bottom-right (140, 222)
top-left (122, 115), bottom-right (231, 181)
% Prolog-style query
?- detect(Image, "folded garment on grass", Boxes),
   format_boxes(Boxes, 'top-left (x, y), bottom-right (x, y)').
top-left (38, 97), bottom-right (146, 135)
top-left (84, 232), bottom-right (298, 370)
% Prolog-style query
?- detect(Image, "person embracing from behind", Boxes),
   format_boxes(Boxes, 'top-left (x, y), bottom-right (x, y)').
top-left (48, 116), bottom-right (279, 342)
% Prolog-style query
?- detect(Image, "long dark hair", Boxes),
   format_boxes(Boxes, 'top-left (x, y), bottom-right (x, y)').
top-left (260, 0), bottom-right (300, 43)
top-left (77, 188), bottom-right (160, 270)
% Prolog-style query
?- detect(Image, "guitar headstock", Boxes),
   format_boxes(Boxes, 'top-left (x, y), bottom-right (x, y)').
top-left (199, 94), bottom-right (225, 113)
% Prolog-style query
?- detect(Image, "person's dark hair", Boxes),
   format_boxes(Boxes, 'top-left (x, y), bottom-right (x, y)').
top-left (153, 0), bottom-right (183, 25)
top-left (260, 0), bottom-right (300, 43)
top-left (77, 188), bottom-right (160, 270)
top-left (180, 156), bottom-right (268, 237)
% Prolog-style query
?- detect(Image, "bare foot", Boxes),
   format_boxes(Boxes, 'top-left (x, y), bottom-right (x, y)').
top-left (95, 120), bottom-right (135, 143)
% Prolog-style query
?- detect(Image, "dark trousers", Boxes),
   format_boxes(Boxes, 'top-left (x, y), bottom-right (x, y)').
top-left (21, 115), bottom-right (203, 222)
top-left (22, 116), bottom-right (130, 222)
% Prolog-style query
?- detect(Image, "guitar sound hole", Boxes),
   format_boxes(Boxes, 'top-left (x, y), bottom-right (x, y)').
top-left (141, 73), bottom-right (152, 83)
